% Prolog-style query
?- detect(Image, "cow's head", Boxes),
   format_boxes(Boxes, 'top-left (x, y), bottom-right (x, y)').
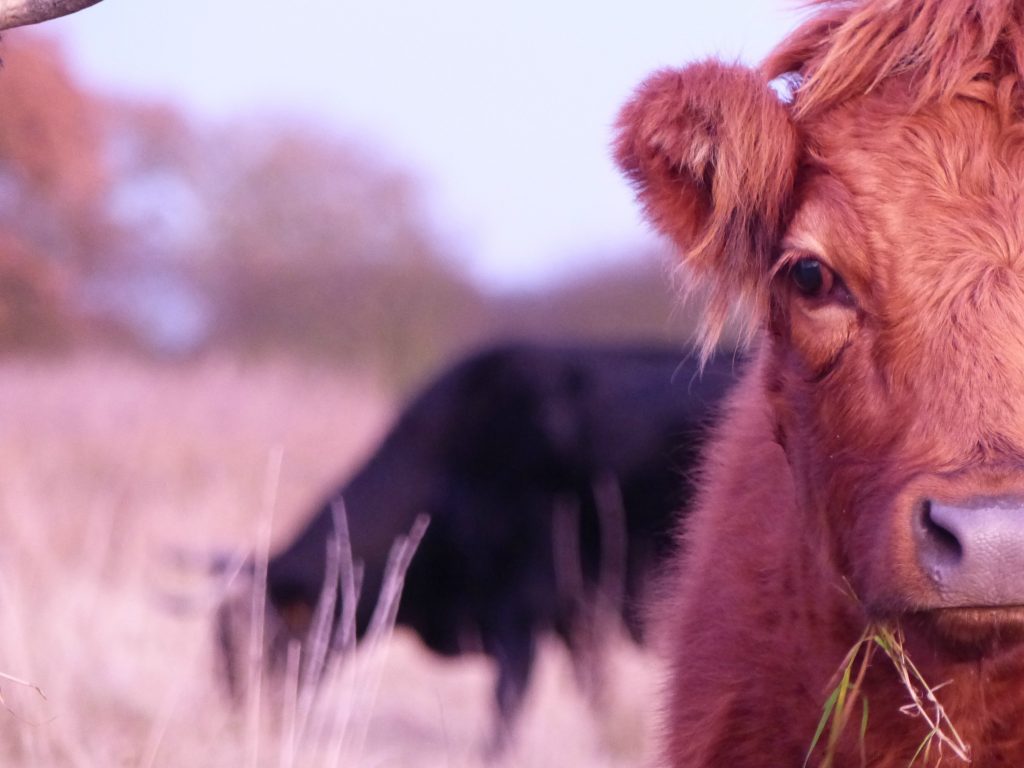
top-left (616, 3), bottom-right (1024, 651)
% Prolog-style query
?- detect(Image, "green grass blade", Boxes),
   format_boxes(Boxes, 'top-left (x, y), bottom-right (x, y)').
top-left (859, 697), bottom-right (869, 767)
top-left (829, 662), bottom-right (853, 748)
top-left (872, 633), bottom-right (893, 655)
top-left (804, 687), bottom-right (840, 768)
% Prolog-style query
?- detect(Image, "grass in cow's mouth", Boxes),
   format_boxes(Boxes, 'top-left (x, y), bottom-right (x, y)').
top-left (805, 622), bottom-right (970, 768)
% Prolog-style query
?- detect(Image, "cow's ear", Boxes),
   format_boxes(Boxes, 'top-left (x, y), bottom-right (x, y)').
top-left (614, 61), bottom-right (800, 351)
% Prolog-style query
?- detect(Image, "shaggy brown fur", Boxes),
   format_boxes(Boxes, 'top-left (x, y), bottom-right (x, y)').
top-left (617, 0), bottom-right (1024, 765)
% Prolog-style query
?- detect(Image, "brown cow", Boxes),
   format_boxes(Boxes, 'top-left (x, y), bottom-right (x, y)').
top-left (617, 1), bottom-right (1024, 766)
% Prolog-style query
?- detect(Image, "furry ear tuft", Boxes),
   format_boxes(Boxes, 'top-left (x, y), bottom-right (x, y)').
top-left (614, 61), bottom-right (800, 355)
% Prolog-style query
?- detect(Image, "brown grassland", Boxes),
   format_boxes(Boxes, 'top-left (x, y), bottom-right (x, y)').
top-left (0, 354), bottom-right (659, 767)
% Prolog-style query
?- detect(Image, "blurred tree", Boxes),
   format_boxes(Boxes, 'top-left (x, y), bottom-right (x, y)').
top-left (101, 99), bottom-right (206, 261)
top-left (193, 121), bottom-right (485, 384)
top-left (0, 35), bottom-right (105, 210)
top-left (76, 99), bottom-right (213, 354)
top-left (0, 231), bottom-right (73, 349)
top-left (206, 125), bottom-right (434, 270)
top-left (0, 33), bottom-right (121, 350)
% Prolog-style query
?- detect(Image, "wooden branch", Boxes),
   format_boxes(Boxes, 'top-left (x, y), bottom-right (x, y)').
top-left (0, 0), bottom-right (103, 31)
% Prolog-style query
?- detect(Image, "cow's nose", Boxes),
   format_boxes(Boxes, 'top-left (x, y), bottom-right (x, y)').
top-left (917, 497), bottom-right (1024, 606)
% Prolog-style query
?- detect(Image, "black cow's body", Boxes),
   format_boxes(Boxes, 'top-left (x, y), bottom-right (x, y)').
top-left (218, 341), bottom-right (737, 739)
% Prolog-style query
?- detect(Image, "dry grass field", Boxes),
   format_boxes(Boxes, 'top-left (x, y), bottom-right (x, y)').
top-left (0, 354), bottom-right (661, 767)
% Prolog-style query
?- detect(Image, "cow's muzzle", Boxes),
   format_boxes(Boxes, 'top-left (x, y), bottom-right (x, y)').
top-left (916, 496), bottom-right (1024, 607)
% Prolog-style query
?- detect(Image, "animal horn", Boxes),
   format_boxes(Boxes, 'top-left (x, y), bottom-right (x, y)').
top-left (0, 0), bottom-right (103, 30)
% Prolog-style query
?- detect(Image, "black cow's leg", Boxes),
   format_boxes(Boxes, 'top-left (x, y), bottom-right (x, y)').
top-left (483, 614), bottom-right (536, 754)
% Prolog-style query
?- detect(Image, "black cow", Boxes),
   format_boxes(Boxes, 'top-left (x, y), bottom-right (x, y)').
top-left (217, 341), bottom-right (738, 743)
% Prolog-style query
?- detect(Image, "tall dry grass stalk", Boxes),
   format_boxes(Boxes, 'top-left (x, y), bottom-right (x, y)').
top-left (0, 353), bottom-right (658, 767)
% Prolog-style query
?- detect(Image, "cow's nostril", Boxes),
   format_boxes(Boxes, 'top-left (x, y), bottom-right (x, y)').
top-left (920, 499), bottom-right (963, 563)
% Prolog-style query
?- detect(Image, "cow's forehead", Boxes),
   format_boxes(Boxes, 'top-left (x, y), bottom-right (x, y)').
top-left (794, 94), bottom-right (1024, 305)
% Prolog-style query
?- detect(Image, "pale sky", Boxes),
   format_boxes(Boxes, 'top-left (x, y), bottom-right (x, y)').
top-left (43, 0), bottom-right (803, 290)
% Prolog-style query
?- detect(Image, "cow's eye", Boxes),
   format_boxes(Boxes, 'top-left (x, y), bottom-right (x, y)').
top-left (790, 257), bottom-right (834, 298)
